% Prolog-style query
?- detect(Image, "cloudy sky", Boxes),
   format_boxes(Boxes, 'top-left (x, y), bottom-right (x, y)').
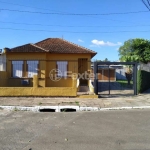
top-left (0, 0), bottom-right (150, 61)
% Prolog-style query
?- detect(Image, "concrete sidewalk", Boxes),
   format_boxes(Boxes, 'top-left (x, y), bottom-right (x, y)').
top-left (0, 88), bottom-right (150, 110)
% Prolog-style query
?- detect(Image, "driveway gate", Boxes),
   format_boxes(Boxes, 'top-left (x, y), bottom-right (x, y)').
top-left (93, 62), bottom-right (138, 97)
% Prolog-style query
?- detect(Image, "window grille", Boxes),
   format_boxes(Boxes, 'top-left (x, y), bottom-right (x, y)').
top-left (57, 61), bottom-right (68, 77)
top-left (27, 61), bottom-right (38, 77)
top-left (12, 61), bottom-right (23, 78)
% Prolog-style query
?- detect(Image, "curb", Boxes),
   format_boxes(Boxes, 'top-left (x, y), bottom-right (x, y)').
top-left (1, 105), bottom-right (150, 112)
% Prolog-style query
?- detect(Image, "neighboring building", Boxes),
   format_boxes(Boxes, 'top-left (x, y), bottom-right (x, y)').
top-left (97, 65), bottom-right (116, 81)
top-left (0, 50), bottom-right (6, 71)
top-left (0, 38), bottom-right (97, 97)
top-left (91, 65), bottom-right (123, 81)
top-left (139, 62), bottom-right (150, 72)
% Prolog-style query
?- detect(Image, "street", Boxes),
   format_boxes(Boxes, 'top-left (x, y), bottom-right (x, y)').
top-left (0, 109), bottom-right (150, 150)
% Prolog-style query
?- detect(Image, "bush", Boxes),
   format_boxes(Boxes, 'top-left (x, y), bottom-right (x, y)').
top-left (137, 70), bottom-right (150, 93)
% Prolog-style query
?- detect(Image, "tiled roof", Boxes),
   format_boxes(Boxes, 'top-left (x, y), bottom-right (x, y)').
top-left (35, 38), bottom-right (97, 57)
top-left (9, 38), bottom-right (97, 57)
top-left (10, 44), bottom-right (47, 53)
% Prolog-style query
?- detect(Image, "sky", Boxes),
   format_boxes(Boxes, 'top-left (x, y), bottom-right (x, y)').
top-left (0, 0), bottom-right (150, 61)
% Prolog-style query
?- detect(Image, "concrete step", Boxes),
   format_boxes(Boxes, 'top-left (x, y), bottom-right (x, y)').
top-left (78, 86), bottom-right (89, 92)
top-left (77, 92), bottom-right (95, 95)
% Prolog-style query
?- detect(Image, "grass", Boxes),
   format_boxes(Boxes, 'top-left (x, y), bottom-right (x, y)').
top-left (75, 101), bottom-right (79, 106)
top-left (39, 102), bottom-right (42, 105)
top-left (116, 80), bottom-right (133, 87)
top-left (14, 107), bottom-right (19, 111)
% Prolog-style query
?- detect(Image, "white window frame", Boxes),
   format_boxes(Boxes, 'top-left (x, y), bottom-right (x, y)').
top-left (57, 61), bottom-right (68, 77)
top-left (12, 61), bottom-right (23, 78)
top-left (27, 61), bottom-right (39, 78)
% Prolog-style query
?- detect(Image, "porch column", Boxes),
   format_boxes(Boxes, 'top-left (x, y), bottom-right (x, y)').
top-left (33, 75), bottom-right (38, 88)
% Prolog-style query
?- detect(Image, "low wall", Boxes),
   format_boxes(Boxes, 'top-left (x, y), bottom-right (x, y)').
top-left (0, 87), bottom-right (76, 97)
top-left (0, 75), bottom-right (77, 96)
top-left (0, 71), bottom-right (8, 87)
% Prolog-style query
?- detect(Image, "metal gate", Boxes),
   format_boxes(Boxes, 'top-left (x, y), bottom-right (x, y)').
top-left (93, 62), bottom-right (138, 97)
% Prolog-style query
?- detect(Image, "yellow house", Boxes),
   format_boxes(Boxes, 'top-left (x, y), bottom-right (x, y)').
top-left (0, 38), bottom-right (97, 97)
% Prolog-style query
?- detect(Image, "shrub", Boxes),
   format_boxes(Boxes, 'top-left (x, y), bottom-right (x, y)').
top-left (137, 70), bottom-right (150, 93)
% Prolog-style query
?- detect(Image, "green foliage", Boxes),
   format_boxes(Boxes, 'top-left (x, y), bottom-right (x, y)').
top-left (104, 58), bottom-right (109, 62)
top-left (137, 70), bottom-right (150, 93)
top-left (119, 38), bottom-right (150, 63)
top-left (116, 80), bottom-right (133, 88)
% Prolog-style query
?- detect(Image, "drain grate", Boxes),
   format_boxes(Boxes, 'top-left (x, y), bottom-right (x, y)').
top-left (60, 108), bottom-right (76, 112)
top-left (39, 109), bottom-right (56, 112)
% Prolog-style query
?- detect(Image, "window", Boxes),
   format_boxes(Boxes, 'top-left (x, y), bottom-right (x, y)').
top-left (57, 61), bottom-right (68, 77)
top-left (11, 60), bottom-right (39, 78)
top-left (27, 61), bottom-right (39, 77)
top-left (12, 61), bottom-right (23, 78)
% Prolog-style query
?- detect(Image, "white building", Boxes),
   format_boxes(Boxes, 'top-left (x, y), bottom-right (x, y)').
top-left (0, 50), bottom-right (6, 71)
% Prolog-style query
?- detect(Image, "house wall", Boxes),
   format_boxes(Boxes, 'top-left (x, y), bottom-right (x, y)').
top-left (2, 53), bottom-right (91, 87)
top-left (116, 68), bottom-right (127, 80)
top-left (45, 53), bottom-right (91, 87)
top-left (6, 53), bottom-right (46, 87)
top-left (0, 71), bottom-right (8, 87)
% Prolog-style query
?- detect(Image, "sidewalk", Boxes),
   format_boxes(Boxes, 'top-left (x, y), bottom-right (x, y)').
top-left (0, 88), bottom-right (150, 110)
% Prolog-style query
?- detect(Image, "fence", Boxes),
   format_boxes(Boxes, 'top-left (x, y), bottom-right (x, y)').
top-left (93, 62), bottom-right (138, 97)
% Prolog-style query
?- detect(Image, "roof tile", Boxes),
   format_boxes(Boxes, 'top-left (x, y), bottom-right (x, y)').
top-left (9, 38), bottom-right (97, 57)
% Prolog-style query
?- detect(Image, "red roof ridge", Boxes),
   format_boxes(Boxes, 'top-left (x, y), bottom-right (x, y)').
top-left (30, 43), bottom-right (48, 52)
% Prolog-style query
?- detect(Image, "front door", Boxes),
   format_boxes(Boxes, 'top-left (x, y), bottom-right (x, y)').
top-left (78, 58), bottom-right (88, 85)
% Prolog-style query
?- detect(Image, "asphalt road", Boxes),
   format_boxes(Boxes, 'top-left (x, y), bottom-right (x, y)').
top-left (0, 109), bottom-right (150, 150)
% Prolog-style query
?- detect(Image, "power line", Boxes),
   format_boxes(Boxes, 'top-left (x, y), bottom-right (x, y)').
top-left (141, 0), bottom-right (150, 11)
top-left (1, 21), bottom-right (150, 28)
top-left (0, 1), bottom-right (148, 25)
top-left (0, 27), bottom-right (150, 33)
top-left (0, 0), bottom-right (69, 13)
top-left (0, 8), bottom-right (149, 16)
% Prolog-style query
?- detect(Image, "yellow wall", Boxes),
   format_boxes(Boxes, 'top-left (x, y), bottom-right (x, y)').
top-left (0, 87), bottom-right (77, 96)
top-left (0, 75), bottom-right (77, 96)
top-left (46, 78), bottom-right (73, 87)
top-left (0, 71), bottom-right (8, 87)
top-left (0, 46), bottom-right (94, 96)
top-left (4, 53), bottom-right (92, 88)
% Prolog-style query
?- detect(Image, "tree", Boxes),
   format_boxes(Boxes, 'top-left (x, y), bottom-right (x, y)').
top-left (104, 58), bottom-right (109, 62)
top-left (119, 38), bottom-right (150, 64)
top-left (95, 58), bottom-right (110, 62)
top-left (119, 38), bottom-right (150, 85)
